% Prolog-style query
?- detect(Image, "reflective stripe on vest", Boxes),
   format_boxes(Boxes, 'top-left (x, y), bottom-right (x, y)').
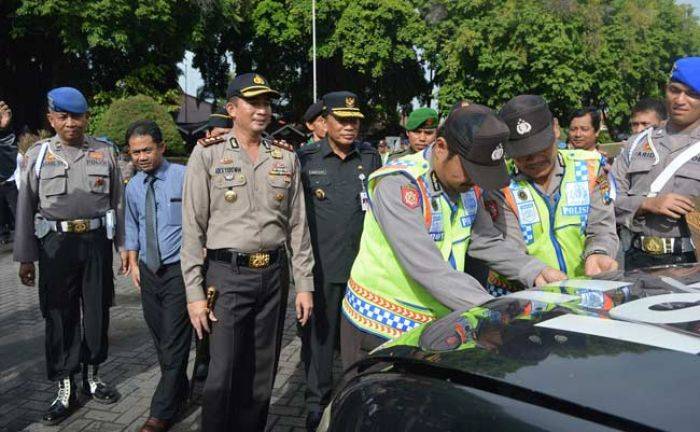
top-left (343, 149), bottom-right (480, 339)
top-left (486, 150), bottom-right (601, 296)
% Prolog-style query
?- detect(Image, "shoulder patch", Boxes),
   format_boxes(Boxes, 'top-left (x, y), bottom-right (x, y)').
top-left (198, 136), bottom-right (226, 148)
top-left (485, 200), bottom-right (499, 221)
top-left (595, 173), bottom-right (612, 204)
top-left (401, 184), bottom-right (420, 209)
top-left (297, 141), bottom-right (321, 155)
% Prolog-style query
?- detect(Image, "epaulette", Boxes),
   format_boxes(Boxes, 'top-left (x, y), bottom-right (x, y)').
top-left (198, 136), bottom-right (226, 148)
top-left (27, 138), bottom-right (51, 154)
top-left (297, 141), bottom-right (321, 155)
top-left (270, 138), bottom-right (294, 152)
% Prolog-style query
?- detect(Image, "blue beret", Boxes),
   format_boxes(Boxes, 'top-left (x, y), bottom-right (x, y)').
top-left (47, 87), bottom-right (88, 114)
top-left (670, 57), bottom-right (700, 94)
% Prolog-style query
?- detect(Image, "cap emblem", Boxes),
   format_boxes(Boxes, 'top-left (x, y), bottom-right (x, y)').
top-left (345, 97), bottom-right (356, 108)
top-left (516, 119), bottom-right (532, 135)
top-left (425, 118), bottom-right (435, 127)
top-left (253, 74), bottom-right (265, 85)
top-left (491, 143), bottom-right (504, 161)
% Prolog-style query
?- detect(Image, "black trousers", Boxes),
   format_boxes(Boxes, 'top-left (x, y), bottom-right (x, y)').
top-left (625, 247), bottom-right (696, 270)
top-left (202, 252), bottom-right (289, 432)
top-left (300, 280), bottom-right (344, 413)
top-left (38, 229), bottom-right (113, 381)
top-left (339, 315), bottom-right (385, 373)
top-left (139, 261), bottom-right (192, 421)
top-left (0, 181), bottom-right (17, 234)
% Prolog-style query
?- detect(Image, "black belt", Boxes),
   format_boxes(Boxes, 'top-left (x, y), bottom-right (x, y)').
top-left (632, 235), bottom-right (695, 255)
top-left (207, 248), bottom-right (282, 269)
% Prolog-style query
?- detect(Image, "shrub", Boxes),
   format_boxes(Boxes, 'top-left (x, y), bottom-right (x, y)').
top-left (92, 95), bottom-right (185, 155)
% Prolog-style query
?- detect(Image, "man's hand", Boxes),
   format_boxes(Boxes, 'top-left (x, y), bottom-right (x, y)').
top-left (0, 101), bottom-right (12, 130)
top-left (187, 300), bottom-right (217, 340)
top-left (640, 193), bottom-right (695, 219)
top-left (129, 263), bottom-right (141, 289)
top-left (534, 267), bottom-right (568, 287)
top-left (585, 253), bottom-right (618, 276)
top-left (19, 262), bottom-right (35, 286)
top-left (295, 291), bottom-right (313, 326)
top-left (118, 251), bottom-right (129, 275)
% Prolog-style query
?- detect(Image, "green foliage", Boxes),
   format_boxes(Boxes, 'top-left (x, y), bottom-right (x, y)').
top-left (92, 95), bottom-right (185, 155)
top-left (425, 0), bottom-right (699, 132)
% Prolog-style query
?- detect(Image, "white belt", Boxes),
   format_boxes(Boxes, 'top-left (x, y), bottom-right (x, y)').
top-left (48, 217), bottom-right (106, 233)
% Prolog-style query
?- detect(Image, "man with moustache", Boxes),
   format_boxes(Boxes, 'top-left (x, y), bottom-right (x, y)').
top-left (630, 98), bottom-right (667, 134)
top-left (297, 91), bottom-right (381, 431)
top-left (484, 95), bottom-right (618, 296)
top-left (181, 73), bottom-right (315, 431)
top-left (568, 107), bottom-right (602, 151)
top-left (612, 57), bottom-right (700, 269)
top-left (388, 107), bottom-right (439, 163)
top-left (14, 87), bottom-right (124, 425)
top-left (124, 120), bottom-right (191, 432)
top-left (341, 105), bottom-right (567, 368)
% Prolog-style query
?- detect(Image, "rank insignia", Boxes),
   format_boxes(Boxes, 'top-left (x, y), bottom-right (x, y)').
top-left (88, 151), bottom-right (104, 160)
top-left (224, 190), bottom-right (237, 203)
top-left (228, 137), bottom-right (240, 149)
top-left (220, 157), bottom-right (233, 164)
top-left (314, 188), bottom-right (326, 200)
top-left (401, 184), bottom-right (420, 209)
top-left (271, 148), bottom-right (282, 159)
top-left (274, 192), bottom-right (285, 202)
top-left (198, 136), bottom-right (225, 148)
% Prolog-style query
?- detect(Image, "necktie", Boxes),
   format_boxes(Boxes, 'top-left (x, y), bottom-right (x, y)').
top-left (145, 175), bottom-right (161, 273)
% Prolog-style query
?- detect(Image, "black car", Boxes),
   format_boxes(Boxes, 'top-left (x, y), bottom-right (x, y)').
top-left (320, 265), bottom-right (700, 432)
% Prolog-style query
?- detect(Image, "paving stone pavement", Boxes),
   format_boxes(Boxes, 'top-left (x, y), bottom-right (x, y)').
top-left (0, 244), bottom-right (342, 432)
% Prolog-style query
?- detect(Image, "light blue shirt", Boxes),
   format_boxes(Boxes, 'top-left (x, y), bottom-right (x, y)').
top-left (125, 160), bottom-right (185, 266)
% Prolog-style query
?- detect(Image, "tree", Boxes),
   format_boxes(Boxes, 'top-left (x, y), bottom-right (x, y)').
top-left (92, 95), bottom-right (185, 155)
top-left (421, 0), bottom-right (699, 131)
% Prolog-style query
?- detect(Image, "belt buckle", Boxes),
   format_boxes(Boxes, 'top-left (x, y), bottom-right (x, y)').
top-left (642, 236), bottom-right (664, 255)
top-left (67, 219), bottom-right (89, 233)
top-left (248, 252), bottom-right (270, 268)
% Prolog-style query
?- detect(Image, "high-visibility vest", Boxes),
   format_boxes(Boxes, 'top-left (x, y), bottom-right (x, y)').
top-left (342, 150), bottom-right (481, 340)
top-left (487, 150), bottom-right (603, 296)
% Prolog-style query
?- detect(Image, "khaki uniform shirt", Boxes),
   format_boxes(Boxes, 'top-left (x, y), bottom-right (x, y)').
top-left (484, 155), bottom-right (618, 261)
top-left (14, 135), bottom-right (125, 263)
top-left (611, 123), bottom-right (700, 237)
top-left (181, 133), bottom-right (314, 302)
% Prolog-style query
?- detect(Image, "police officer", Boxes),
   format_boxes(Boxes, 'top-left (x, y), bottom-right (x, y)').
top-left (387, 107), bottom-right (439, 163)
top-left (303, 100), bottom-right (326, 145)
top-left (483, 95), bottom-right (618, 296)
top-left (612, 57), bottom-right (700, 270)
top-left (340, 105), bottom-right (566, 368)
top-left (297, 91), bottom-right (381, 430)
top-left (14, 87), bottom-right (124, 425)
top-left (180, 73), bottom-right (315, 431)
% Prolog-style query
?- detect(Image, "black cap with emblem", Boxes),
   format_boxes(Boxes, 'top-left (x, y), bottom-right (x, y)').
top-left (499, 95), bottom-right (555, 158)
top-left (226, 72), bottom-right (281, 99)
top-left (303, 100), bottom-right (324, 123)
top-left (322, 91), bottom-right (364, 119)
top-left (442, 104), bottom-right (510, 190)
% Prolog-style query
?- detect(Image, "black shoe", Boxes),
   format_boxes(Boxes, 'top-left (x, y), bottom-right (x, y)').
top-left (306, 410), bottom-right (323, 432)
top-left (82, 365), bottom-right (120, 404)
top-left (42, 378), bottom-right (77, 426)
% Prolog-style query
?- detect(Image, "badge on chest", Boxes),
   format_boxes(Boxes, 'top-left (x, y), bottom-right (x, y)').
top-left (513, 188), bottom-right (540, 225)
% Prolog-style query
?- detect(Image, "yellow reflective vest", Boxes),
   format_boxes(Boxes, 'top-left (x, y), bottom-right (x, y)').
top-left (342, 151), bottom-right (481, 340)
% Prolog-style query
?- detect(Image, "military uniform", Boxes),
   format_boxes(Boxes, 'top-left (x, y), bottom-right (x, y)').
top-left (387, 108), bottom-right (439, 164)
top-left (612, 124), bottom-right (700, 268)
top-left (297, 91), bottom-right (382, 426)
top-left (181, 92), bottom-right (314, 431)
top-left (14, 87), bottom-right (124, 424)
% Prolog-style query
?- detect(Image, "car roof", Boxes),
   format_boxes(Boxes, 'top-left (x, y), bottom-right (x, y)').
top-left (370, 264), bottom-right (700, 431)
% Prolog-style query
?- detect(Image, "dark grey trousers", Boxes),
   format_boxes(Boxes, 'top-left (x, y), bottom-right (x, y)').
top-left (201, 253), bottom-right (289, 432)
top-left (139, 261), bottom-right (191, 421)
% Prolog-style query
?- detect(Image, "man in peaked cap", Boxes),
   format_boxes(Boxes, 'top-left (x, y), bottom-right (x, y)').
top-left (181, 72), bottom-right (314, 431)
top-left (340, 105), bottom-right (567, 370)
top-left (297, 91), bottom-right (381, 430)
top-left (612, 57), bottom-right (700, 270)
top-left (14, 87), bottom-right (125, 424)
top-left (483, 94), bottom-right (618, 296)
top-left (387, 107), bottom-right (439, 163)
top-left (303, 100), bottom-right (326, 146)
